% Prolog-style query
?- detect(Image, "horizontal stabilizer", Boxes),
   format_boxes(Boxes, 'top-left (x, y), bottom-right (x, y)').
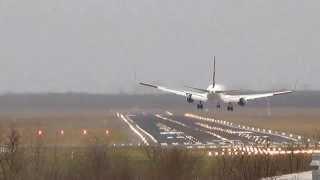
top-left (184, 86), bottom-right (210, 93)
top-left (215, 90), bottom-right (245, 94)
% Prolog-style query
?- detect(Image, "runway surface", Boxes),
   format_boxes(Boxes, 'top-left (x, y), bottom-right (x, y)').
top-left (122, 111), bottom-right (303, 148)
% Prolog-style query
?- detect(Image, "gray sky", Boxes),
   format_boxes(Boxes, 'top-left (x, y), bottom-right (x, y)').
top-left (0, 0), bottom-right (319, 93)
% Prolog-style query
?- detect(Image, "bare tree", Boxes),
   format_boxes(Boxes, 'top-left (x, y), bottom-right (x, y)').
top-left (0, 127), bottom-right (24, 180)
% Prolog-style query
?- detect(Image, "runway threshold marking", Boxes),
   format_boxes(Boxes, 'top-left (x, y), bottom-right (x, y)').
top-left (155, 114), bottom-right (231, 143)
top-left (195, 122), bottom-right (264, 144)
top-left (157, 122), bottom-right (200, 144)
top-left (155, 114), bottom-right (187, 127)
top-left (185, 113), bottom-right (300, 143)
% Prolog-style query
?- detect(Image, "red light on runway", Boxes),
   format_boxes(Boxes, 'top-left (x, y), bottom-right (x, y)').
top-left (37, 130), bottom-right (43, 136)
top-left (82, 129), bottom-right (87, 135)
top-left (60, 130), bottom-right (64, 135)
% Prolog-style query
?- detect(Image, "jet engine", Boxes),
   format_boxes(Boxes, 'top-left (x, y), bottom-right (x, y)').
top-left (186, 94), bottom-right (194, 103)
top-left (238, 98), bottom-right (247, 106)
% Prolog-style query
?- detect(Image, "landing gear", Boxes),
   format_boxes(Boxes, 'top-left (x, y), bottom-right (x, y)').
top-left (216, 103), bottom-right (221, 109)
top-left (227, 103), bottom-right (234, 111)
top-left (197, 102), bottom-right (204, 110)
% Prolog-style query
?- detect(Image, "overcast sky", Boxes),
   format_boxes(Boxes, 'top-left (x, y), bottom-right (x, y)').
top-left (0, 0), bottom-right (319, 93)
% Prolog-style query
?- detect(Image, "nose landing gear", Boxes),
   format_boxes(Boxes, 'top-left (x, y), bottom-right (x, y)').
top-left (197, 102), bottom-right (204, 110)
top-left (216, 103), bottom-right (221, 109)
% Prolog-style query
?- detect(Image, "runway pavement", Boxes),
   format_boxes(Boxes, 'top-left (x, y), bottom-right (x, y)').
top-left (119, 111), bottom-right (305, 149)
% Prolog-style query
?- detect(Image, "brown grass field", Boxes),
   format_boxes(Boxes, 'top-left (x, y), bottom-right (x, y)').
top-left (0, 111), bottom-right (141, 146)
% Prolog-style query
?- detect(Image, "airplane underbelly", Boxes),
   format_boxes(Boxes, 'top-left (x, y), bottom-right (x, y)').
top-left (208, 94), bottom-right (222, 101)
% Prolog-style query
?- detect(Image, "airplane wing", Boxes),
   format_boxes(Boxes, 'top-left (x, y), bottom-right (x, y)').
top-left (139, 82), bottom-right (208, 101)
top-left (243, 90), bottom-right (293, 100)
top-left (224, 90), bottom-right (293, 102)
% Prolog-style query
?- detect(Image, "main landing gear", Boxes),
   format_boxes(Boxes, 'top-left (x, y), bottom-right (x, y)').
top-left (197, 102), bottom-right (204, 110)
top-left (227, 103), bottom-right (234, 111)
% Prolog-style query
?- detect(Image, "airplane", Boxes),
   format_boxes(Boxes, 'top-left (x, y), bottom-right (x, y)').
top-left (139, 57), bottom-right (293, 111)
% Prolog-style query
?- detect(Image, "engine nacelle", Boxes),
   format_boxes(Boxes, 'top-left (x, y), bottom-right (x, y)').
top-left (186, 94), bottom-right (194, 103)
top-left (238, 98), bottom-right (247, 106)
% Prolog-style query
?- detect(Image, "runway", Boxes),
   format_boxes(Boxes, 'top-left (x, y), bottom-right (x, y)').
top-left (122, 111), bottom-right (304, 148)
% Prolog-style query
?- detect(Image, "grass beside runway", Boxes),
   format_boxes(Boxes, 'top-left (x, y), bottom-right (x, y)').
top-left (0, 111), bottom-right (141, 146)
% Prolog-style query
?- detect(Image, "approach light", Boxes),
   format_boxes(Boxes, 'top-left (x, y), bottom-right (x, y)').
top-left (37, 130), bottom-right (43, 136)
top-left (82, 129), bottom-right (87, 135)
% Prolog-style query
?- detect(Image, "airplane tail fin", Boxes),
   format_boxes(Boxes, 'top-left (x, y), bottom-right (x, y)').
top-left (212, 56), bottom-right (216, 88)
